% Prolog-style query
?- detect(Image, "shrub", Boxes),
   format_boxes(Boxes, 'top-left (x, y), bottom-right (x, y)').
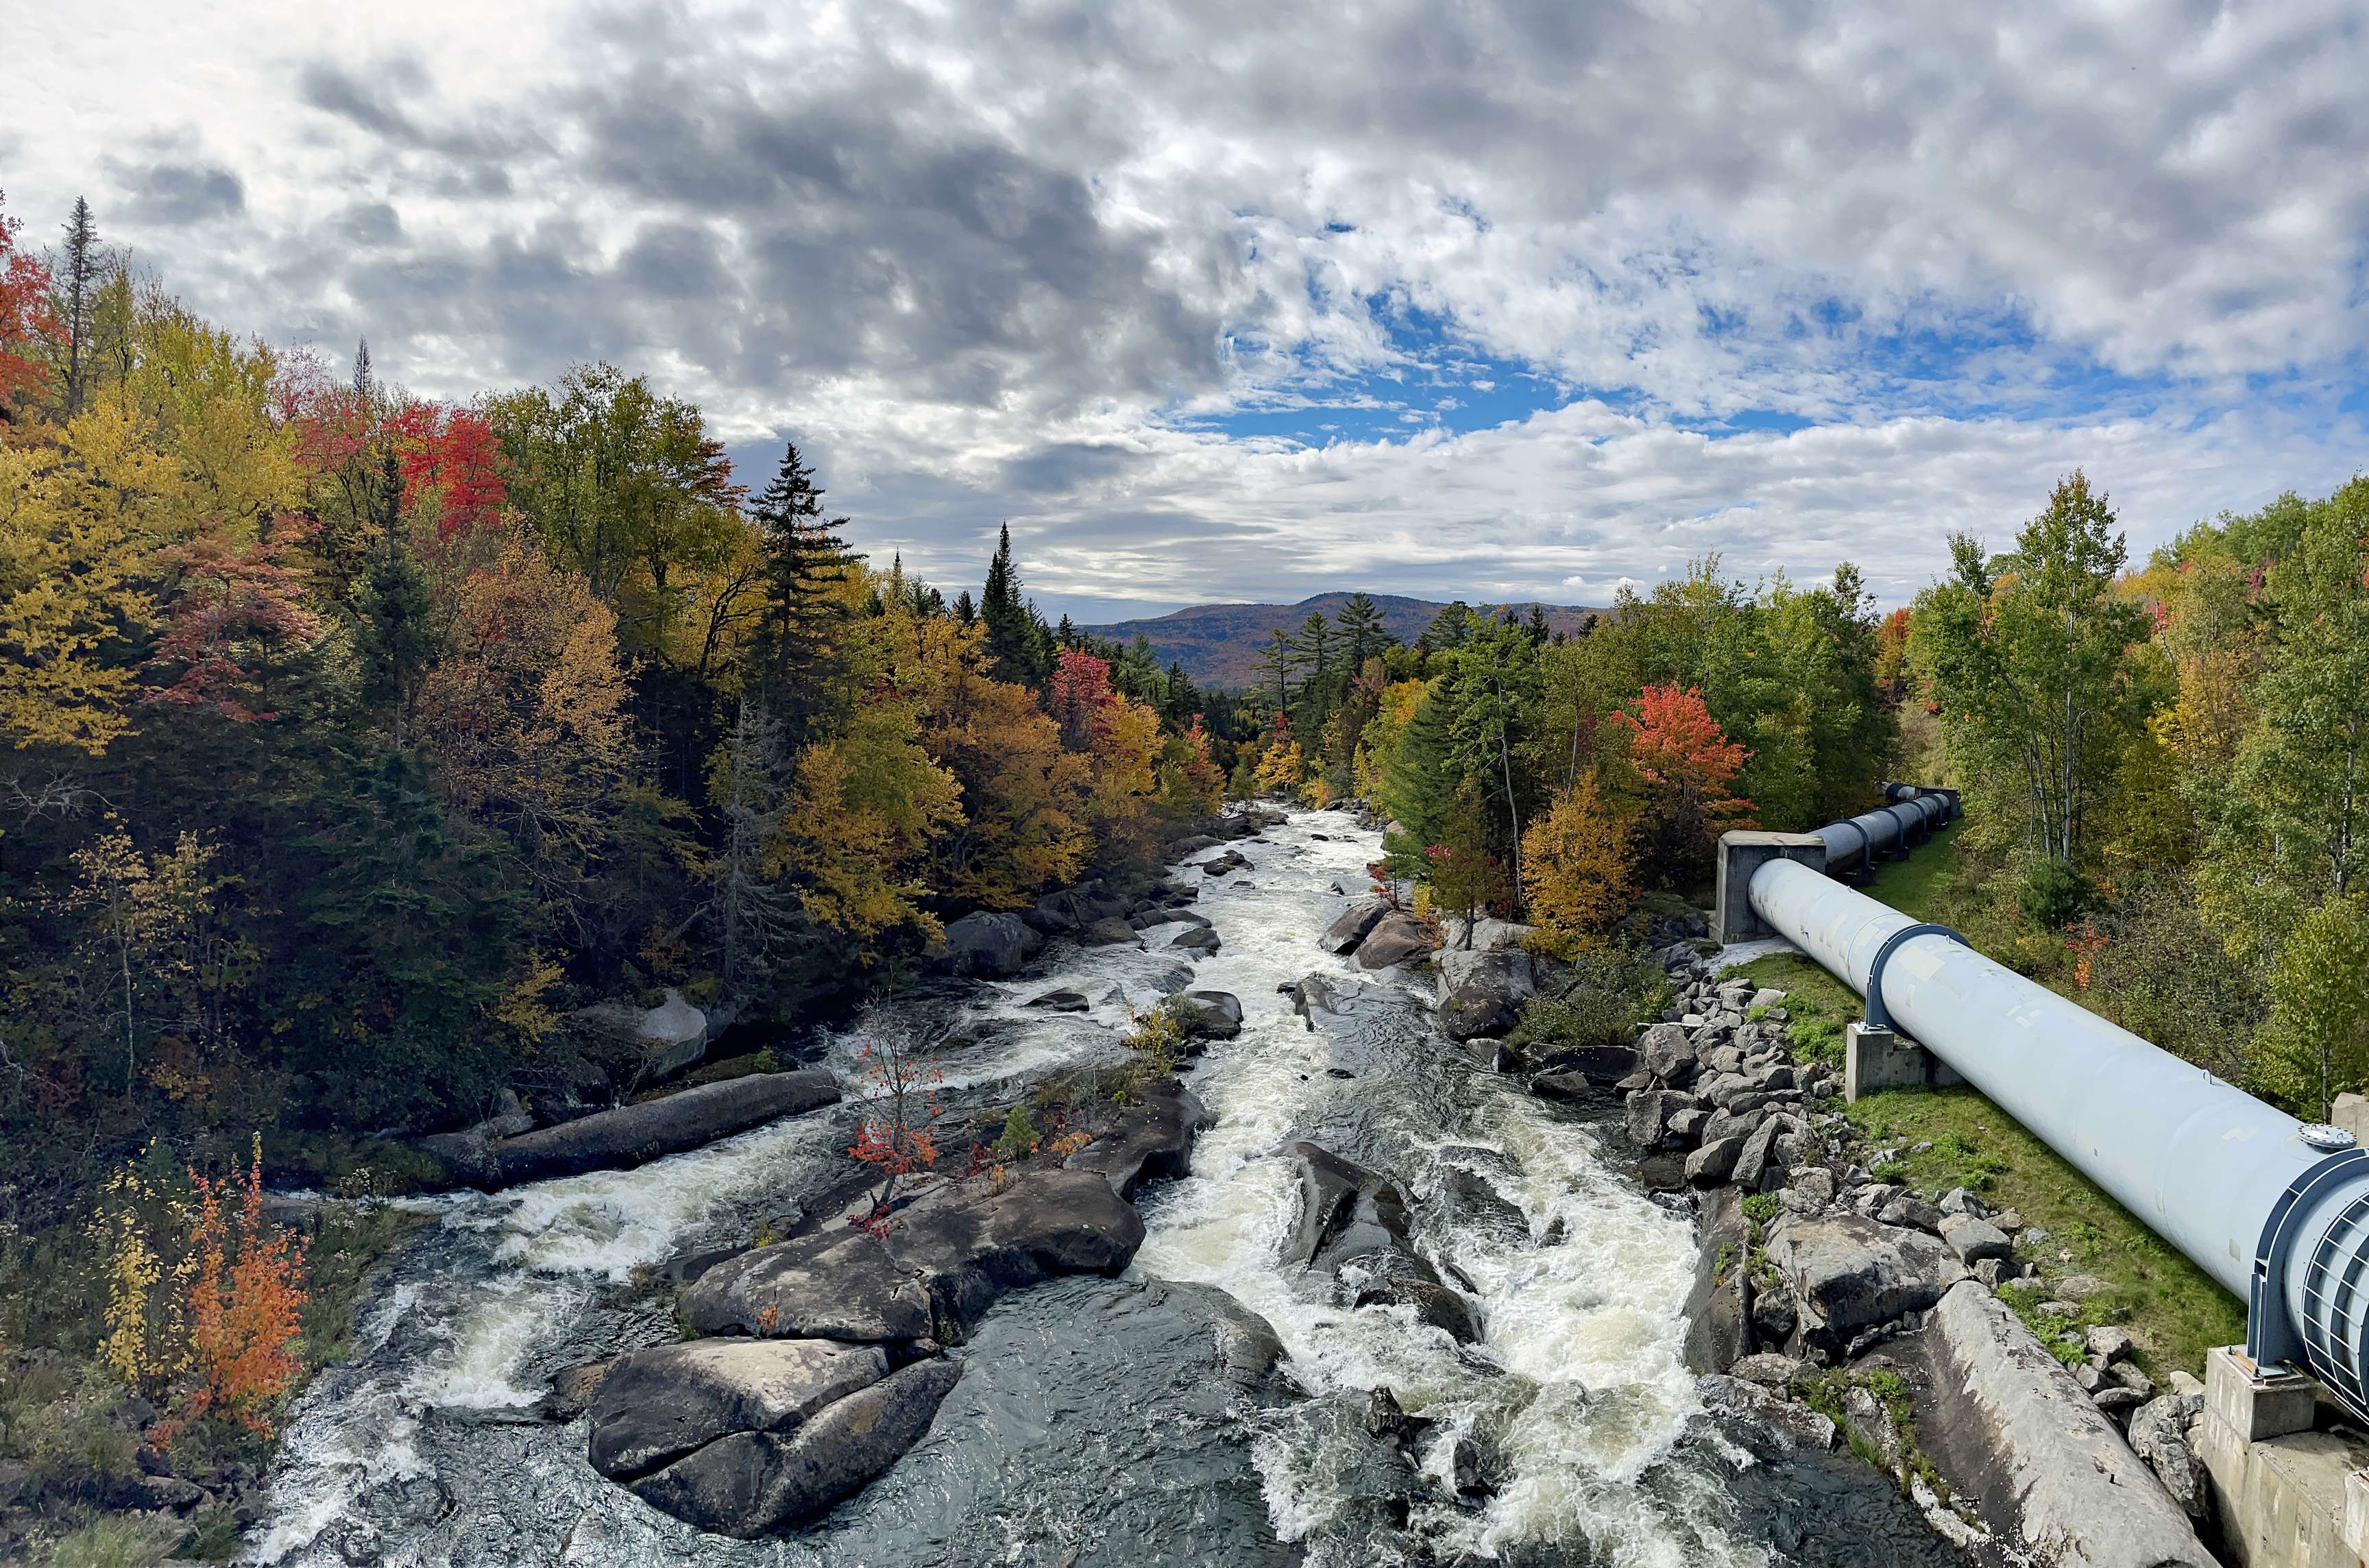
top-left (2017, 858), bottom-right (2093, 932)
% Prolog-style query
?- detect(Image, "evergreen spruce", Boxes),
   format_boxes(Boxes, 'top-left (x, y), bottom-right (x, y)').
top-left (748, 441), bottom-right (852, 743)
top-left (354, 448), bottom-right (439, 748)
top-left (980, 524), bottom-right (1045, 685)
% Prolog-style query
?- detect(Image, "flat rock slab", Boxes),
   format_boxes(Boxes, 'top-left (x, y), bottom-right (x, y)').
top-left (807, 1275), bottom-right (1300, 1564)
top-left (1354, 912), bottom-right (1432, 970)
top-left (587, 1338), bottom-right (889, 1480)
top-left (1924, 1280), bottom-right (2211, 1567)
top-left (680, 1169), bottom-right (1145, 1347)
top-left (454, 1071), bottom-right (841, 1188)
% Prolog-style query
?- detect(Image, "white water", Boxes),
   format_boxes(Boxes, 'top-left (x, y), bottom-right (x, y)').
top-left (252, 810), bottom-right (1757, 1566)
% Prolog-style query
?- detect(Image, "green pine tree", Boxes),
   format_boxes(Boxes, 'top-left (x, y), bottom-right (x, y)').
top-left (354, 448), bottom-right (439, 748)
top-left (747, 441), bottom-right (851, 743)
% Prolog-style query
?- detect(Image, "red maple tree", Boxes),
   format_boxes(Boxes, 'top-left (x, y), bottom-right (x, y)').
top-left (0, 190), bottom-right (58, 418)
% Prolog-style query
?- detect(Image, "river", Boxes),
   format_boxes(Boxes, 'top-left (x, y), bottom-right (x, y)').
top-left (251, 809), bottom-right (1952, 1567)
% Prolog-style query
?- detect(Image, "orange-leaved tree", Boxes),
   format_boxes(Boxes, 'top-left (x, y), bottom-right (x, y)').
top-left (1612, 683), bottom-right (1755, 884)
top-left (182, 1137), bottom-right (309, 1435)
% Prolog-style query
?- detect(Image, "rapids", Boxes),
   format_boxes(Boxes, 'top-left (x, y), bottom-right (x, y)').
top-left (250, 809), bottom-right (1953, 1567)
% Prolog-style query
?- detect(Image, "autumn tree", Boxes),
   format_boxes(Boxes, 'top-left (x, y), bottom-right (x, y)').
top-left (0, 405), bottom-right (178, 752)
top-left (1521, 775), bottom-right (1636, 942)
top-left (0, 190), bottom-right (56, 421)
top-left (1614, 683), bottom-right (1755, 885)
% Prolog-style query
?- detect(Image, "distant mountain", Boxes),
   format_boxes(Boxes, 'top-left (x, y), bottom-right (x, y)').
top-left (1080, 593), bottom-right (1601, 689)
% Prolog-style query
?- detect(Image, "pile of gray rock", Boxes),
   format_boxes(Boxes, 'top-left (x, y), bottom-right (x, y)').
top-left (1616, 956), bottom-right (2213, 1558)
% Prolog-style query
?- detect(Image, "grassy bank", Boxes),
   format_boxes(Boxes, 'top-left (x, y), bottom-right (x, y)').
top-left (1731, 823), bottom-right (2246, 1382)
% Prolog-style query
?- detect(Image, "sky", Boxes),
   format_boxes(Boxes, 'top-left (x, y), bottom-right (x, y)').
top-left (8, 0), bottom-right (2369, 624)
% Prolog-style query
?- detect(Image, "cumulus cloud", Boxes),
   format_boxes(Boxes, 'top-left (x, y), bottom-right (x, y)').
top-left (8, 0), bottom-right (2366, 613)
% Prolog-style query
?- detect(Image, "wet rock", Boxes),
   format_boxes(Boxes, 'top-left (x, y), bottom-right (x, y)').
top-left (1353, 912), bottom-right (1432, 970)
top-left (1174, 990), bottom-right (1244, 1040)
top-left (683, 1169), bottom-right (1145, 1345)
top-left (1026, 989), bottom-right (1092, 1012)
top-left (1079, 917), bottom-right (1141, 947)
top-left (1287, 1142), bottom-right (1479, 1341)
top-left (1170, 925), bottom-right (1222, 956)
top-left (1696, 1373), bottom-right (1838, 1452)
top-left (1363, 1384), bottom-right (1418, 1445)
top-left (938, 912), bottom-right (1047, 978)
top-left (586, 1338), bottom-right (891, 1480)
top-left (1065, 1085), bottom-right (1212, 1199)
top-left (1683, 1187), bottom-right (1751, 1375)
top-left (1198, 849), bottom-right (1251, 877)
top-left (1762, 1213), bottom-right (1962, 1350)
top-left (442, 1071), bottom-right (841, 1189)
top-left (629, 1358), bottom-right (964, 1538)
top-left (1542, 1043), bottom-right (1640, 1085)
top-left (1322, 899), bottom-right (1391, 954)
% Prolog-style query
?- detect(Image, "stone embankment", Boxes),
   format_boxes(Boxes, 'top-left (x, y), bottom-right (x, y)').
top-left (1596, 953), bottom-right (2215, 1567)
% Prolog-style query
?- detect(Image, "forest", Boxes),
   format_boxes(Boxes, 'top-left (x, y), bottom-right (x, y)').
top-left (2, 188), bottom-right (2366, 1552)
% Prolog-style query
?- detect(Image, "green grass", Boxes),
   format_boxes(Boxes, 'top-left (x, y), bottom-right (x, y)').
top-left (1845, 1086), bottom-right (2244, 1380)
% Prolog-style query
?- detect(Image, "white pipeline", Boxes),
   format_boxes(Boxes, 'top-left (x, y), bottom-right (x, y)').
top-left (1745, 847), bottom-right (2369, 1412)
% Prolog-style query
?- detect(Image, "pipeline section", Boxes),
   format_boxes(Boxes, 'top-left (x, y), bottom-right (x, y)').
top-left (1741, 791), bottom-right (2369, 1416)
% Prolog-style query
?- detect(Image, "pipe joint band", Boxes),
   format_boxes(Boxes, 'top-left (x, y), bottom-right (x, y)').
top-left (1832, 818), bottom-right (1869, 876)
top-left (1864, 922), bottom-right (1967, 1033)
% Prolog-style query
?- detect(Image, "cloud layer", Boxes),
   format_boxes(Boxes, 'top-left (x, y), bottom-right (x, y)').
top-left (10, 0), bottom-right (2367, 613)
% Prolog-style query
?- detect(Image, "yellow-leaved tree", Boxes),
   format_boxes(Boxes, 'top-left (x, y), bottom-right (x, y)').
top-left (0, 406), bottom-right (186, 751)
top-left (1520, 775), bottom-right (1636, 943)
top-left (782, 700), bottom-right (962, 953)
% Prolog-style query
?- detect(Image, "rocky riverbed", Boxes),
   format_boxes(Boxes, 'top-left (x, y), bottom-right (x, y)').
top-left (249, 805), bottom-right (1972, 1567)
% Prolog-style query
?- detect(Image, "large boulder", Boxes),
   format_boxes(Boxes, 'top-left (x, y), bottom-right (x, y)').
top-left (683, 1169), bottom-right (1145, 1346)
top-left (1762, 1213), bottom-right (1963, 1349)
top-left (1322, 900), bottom-right (1391, 955)
top-left (681, 1227), bottom-right (938, 1345)
top-left (1065, 1085), bottom-right (1212, 1199)
top-left (1354, 913), bottom-right (1433, 970)
top-left (1078, 917), bottom-right (1141, 947)
top-left (1927, 1282), bottom-right (2211, 1565)
top-left (441, 1071), bottom-right (840, 1189)
top-left (1285, 1142), bottom-right (1477, 1341)
top-left (628, 1359), bottom-right (964, 1538)
top-left (1435, 948), bottom-right (1537, 1038)
top-left (1636, 1022), bottom-right (1699, 1085)
top-left (1169, 925), bottom-right (1222, 955)
top-left (938, 912), bottom-right (1047, 978)
top-left (1174, 990), bottom-right (1244, 1040)
top-left (586, 1338), bottom-right (889, 1480)
top-left (1684, 1186), bottom-right (1751, 1374)
top-left (566, 987), bottom-right (713, 1081)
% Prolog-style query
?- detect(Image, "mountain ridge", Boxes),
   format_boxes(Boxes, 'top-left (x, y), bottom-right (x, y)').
top-left (1080, 592), bottom-right (1600, 689)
